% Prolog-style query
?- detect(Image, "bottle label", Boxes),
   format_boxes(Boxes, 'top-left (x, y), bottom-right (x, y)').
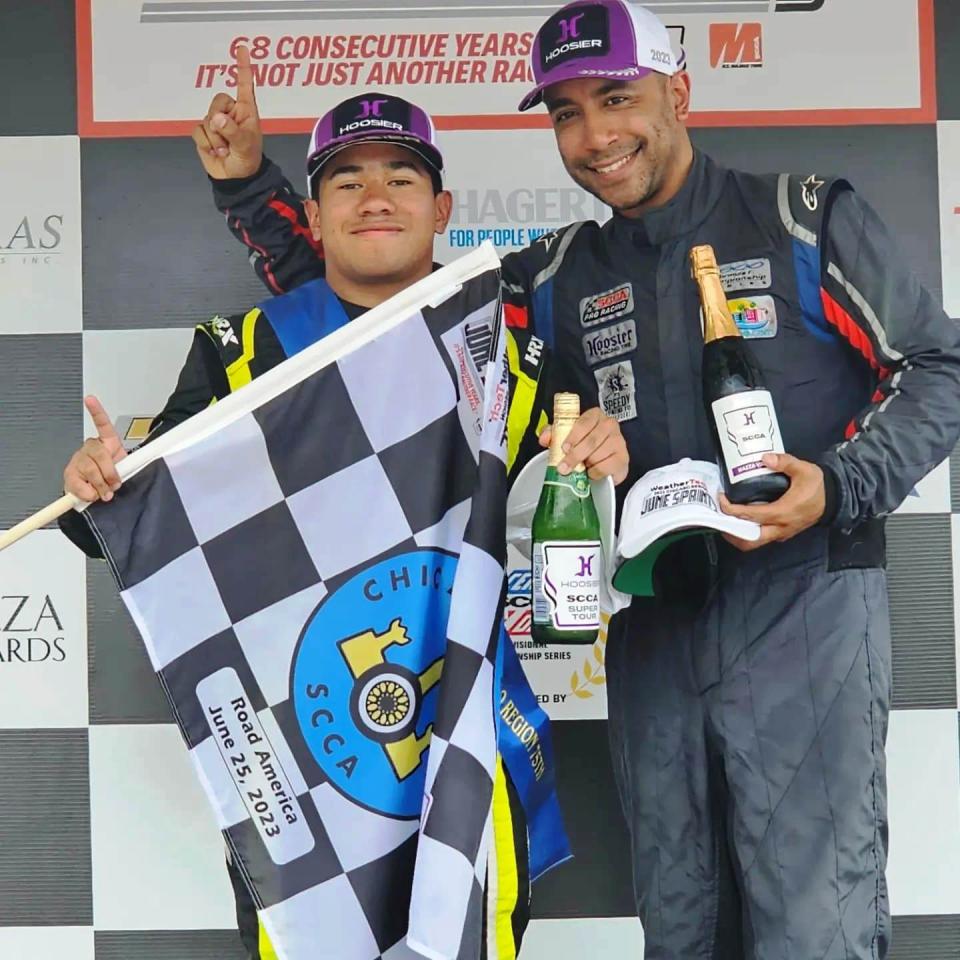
top-left (532, 540), bottom-right (601, 631)
top-left (711, 389), bottom-right (785, 484)
top-left (543, 471), bottom-right (592, 498)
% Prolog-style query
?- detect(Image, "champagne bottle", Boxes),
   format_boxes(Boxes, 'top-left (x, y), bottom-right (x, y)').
top-left (531, 393), bottom-right (602, 645)
top-left (691, 244), bottom-right (789, 504)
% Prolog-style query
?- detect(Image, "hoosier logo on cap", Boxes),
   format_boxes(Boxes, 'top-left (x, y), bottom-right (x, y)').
top-left (540, 4), bottom-right (611, 72)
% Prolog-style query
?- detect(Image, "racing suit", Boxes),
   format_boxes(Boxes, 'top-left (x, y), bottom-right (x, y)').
top-left (207, 148), bottom-right (960, 959)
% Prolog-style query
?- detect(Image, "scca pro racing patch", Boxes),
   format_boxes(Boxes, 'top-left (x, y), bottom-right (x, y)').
top-left (579, 283), bottom-right (634, 328)
top-left (594, 360), bottom-right (637, 422)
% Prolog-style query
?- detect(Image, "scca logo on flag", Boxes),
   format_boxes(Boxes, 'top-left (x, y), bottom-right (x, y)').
top-left (709, 22), bottom-right (763, 68)
top-left (292, 549), bottom-right (456, 818)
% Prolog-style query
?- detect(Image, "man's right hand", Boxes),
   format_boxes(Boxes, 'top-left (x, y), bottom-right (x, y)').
top-left (192, 44), bottom-right (263, 180)
top-left (63, 397), bottom-right (128, 503)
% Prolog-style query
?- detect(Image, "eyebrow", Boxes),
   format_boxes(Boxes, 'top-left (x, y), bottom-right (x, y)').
top-left (326, 159), bottom-right (426, 179)
top-left (545, 81), bottom-right (630, 112)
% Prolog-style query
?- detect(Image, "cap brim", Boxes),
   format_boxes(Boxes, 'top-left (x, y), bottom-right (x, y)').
top-left (618, 508), bottom-right (760, 564)
top-left (612, 530), bottom-right (700, 597)
top-left (517, 63), bottom-right (655, 112)
top-left (307, 133), bottom-right (443, 195)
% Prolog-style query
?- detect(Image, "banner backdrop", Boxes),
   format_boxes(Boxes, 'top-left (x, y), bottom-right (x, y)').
top-left (1, 0), bottom-right (959, 958)
top-left (78, 0), bottom-right (936, 134)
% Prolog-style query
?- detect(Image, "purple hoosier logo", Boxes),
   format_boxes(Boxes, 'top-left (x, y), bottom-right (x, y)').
top-left (356, 98), bottom-right (389, 120)
top-left (557, 12), bottom-right (585, 43)
top-left (576, 555), bottom-right (594, 578)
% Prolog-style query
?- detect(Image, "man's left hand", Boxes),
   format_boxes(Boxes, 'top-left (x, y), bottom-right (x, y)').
top-left (719, 453), bottom-right (826, 551)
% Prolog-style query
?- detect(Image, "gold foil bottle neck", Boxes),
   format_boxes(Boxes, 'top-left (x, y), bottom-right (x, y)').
top-left (549, 393), bottom-right (583, 469)
top-left (690, 244), bottom-right (740, 342)
top-left (553, 392), bottom-right (581, 423)
top-left (689, 244), bottom-right (720, 280)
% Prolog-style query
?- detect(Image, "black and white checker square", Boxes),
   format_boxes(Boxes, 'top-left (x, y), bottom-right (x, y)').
top-left (337, 313), bottom-right (457, 453)
top-left (203, 501), bottom-right (322, 624)
top-left (378, 408), bottom-right (480, 533)
top-left (165, 412), bottom-right (285, 542)
top-left (286, 454), bottom-right (415, 582)
top-left (260, 873), bottom-right (383, 960)
top-left (254, 363), bottom-right (376, 498)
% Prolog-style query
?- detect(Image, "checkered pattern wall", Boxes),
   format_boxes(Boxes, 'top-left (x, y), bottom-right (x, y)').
top-left (1, 1), bottom-right (959, 958)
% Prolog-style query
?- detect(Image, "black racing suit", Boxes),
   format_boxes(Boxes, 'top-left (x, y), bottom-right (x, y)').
top-left (195, 149), bottom-right (960, 958)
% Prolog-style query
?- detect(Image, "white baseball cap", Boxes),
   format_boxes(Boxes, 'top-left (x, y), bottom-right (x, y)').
top-left (613, 459), bottom-right (761, 595)
top-left (518, 0), bottom-right (684, 112)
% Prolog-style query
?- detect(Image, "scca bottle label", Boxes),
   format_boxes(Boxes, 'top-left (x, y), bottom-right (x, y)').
top-left (711, 389), bottom-right (785, 485)
top-left (532, 540), bottom-right (601, 631)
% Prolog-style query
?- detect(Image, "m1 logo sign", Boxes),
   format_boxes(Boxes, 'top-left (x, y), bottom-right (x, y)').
top-left (709, 22), bottom-right (764, 69)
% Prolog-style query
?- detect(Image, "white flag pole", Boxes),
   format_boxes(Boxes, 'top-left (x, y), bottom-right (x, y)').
top-left (0, 493), bottom-right (81, 552)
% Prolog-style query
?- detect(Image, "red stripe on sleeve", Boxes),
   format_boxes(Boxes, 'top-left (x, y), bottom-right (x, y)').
top-left (230, 215), bottom-right (283, 295)
top-left (267, 198), bottom-right (324, 256)
top-left (820, 288), bottom-right (890, 378)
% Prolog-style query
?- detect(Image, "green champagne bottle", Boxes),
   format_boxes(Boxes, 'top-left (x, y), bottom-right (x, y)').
top-left (531, 393), bottom-right (602, 645)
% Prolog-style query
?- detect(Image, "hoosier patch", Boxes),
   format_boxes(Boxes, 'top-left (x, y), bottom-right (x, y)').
top-left (582, 319), bottom-right (637, 365)
top-left (579, 283), bottom-right (634, 327)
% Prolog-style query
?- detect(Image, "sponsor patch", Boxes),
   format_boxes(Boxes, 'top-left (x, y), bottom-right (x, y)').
top-left (728, 295), bottom-right (778, 339)
top-left (579, 283), bottom-right (634, 327)
top-left (594, 360), bottom-right (637, 423)
top-left (719, 257), bottom-right (772, 292)
top-left (801, 173), bottom-right (825, 212)
top-left (440, 313), bottom-right (494, 440)
top-left (582, 319), bottom-right (637, 365)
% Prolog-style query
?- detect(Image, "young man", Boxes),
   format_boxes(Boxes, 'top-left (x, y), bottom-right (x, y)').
top-left (195, 4), bottom-right (960, 957)
top-left (62, 86), bottom-right (629, 960)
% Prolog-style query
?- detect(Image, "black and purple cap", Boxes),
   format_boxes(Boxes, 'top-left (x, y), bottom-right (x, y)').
top-left (305, 93), bottom-right (443, 197)
top-left (518, 0), bottom-right (683, 112)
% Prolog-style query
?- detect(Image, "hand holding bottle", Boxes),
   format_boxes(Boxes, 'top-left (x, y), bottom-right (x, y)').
top-left (718, 452), bottom-right (826, 551)
top-left (538, 406), bottom-right (629, 484)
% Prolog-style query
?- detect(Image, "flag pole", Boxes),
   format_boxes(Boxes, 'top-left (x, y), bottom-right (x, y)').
top-left (0, 494), bottom-right (79, 552)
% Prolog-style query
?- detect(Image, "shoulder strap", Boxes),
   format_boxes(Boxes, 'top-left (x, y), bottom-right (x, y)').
top-left (778, 172), bottom-right (851, 341)
top-left (257, 277), bottom-right (349, 359)
top-left (778, 172), bottom-right (850, 248)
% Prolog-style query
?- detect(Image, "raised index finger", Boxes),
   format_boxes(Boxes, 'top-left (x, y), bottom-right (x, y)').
top-left (84, 395), bottom-right (120, 444)
top-left (235, 45), bottom-right (256, 108)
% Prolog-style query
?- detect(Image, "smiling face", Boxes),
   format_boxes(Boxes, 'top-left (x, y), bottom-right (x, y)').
top-left (304, 141), bottom-right (452, 305)
top-left (545, 71), bottom-right (693, 217)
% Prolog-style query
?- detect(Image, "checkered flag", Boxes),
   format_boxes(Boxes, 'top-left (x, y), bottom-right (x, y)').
top-left (81, 244), bottom-right (507, 960)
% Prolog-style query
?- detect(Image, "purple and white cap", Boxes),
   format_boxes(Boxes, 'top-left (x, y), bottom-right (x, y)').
top-left (518, 0), bottom-right (683, 112)
top-left (305, 93), bottom-right (443, 197)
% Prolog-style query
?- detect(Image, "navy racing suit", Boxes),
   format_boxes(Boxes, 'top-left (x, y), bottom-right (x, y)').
top-left (207, 149), bottom-right (960, 959)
